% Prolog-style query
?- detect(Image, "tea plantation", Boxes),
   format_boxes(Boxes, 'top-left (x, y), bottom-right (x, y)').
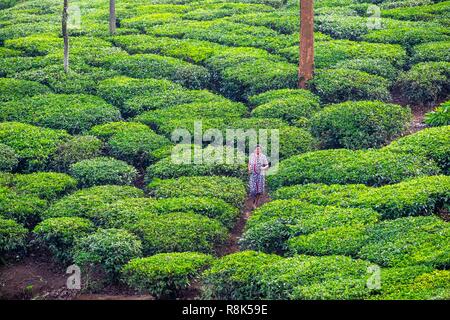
top-left (0, 0), bottom-right (449, 300)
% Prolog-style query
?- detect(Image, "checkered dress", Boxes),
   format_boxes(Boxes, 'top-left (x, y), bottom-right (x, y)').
top-left (248, 153), bottom-right (269, 196)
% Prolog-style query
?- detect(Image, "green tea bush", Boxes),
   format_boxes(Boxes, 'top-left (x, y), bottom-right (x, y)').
top-left (0, 47), bottom-right (21, 58)
top-left (395, 62), bottom-right (450, 105)
top-left (33, 217), bottom-right (95, 263)
top-left (291, 277), bottom-right (371, 300)
top-left (288, 224), bottom-right (369, 256)
top-left (310, 101), bottom-right (412, 149)
top-left (364, 27), bottom-right (449, 47)
top-left (332, 58), bottom-right (398, 81)
top-left (122, 252), bottom-right (214, 298)
top-left (0, 217), bottom-right (27, 253)
top-left (358, 216), bottom-right (450, 268)
top-left (259, 255), bottom-right (372, 299)
top-left (0, 186), bottom-right (47, 227)
top-left (49, 135), bottom-right (103, 172)
top-left (0, 143), bottom-right (18, 172)
top-left (73, 228), bottom-right (142, 278)
top-left (241, 200), bottom-right (380, 254)
top-left (129, 212), bottom-right (227, 255)
top-left (100, 53), bottom-right (211, 89)
top-left (273, 175), bottom-right (450, 219)
top-left (310, 68), bottom-right (391, 103)
top-left (424, 101), bottom-right (450, 127)
top-left (384, 125), bottom-right (449, 173)
top-left (0, 94), bottom-right (121, 134)
top-left (4, 34), bottom-right (61, 56)
top-left (0, 78), bottom-right (50, 102)
top-left (0, 122), bottom-right (70, 172)
top-left (89, 121), bottom-right (149, 140)
top-left (201, 251), bottom-right (282, 300)
top-left (226, 11), bottom-right (298, 34)
top-left (411, 41), bottom-right (450, 63)
top-left (43, 185), bottom-right (144, 220)
top-left (315, 14), bottom-right (370, 40)
top-left (268, 149), bottom-right (439, 190)
top-left (148, 176), bottom-right (247, 207)
top-left (69, 157), bottom-right (137, 188)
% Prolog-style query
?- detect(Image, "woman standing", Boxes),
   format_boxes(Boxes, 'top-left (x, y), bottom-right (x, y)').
top-left (248, 145), bottom-right (269, 209)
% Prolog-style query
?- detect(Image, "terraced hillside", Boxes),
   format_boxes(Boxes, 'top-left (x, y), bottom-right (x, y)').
top-left (0, 0), bottom-right (449, 300)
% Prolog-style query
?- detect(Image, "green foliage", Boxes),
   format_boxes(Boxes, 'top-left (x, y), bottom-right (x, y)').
top-left (0, 217), bottom-right (27, 252)
top-left (33, 217), bottom-right (95, 263)
top-left (0, 94), bottom-right (121, 134)
top-left (0, 78), bottom-right (49, 102)
top-left (73, 228), bottom-right (142, 278)
top-left (363, 27), bottom-right (449, 47)
top-left (273, 175), bottom-right (450, 219)
top-left (201, 251), bottom-right (283, 300)
top-left (411, 41), bottom-right (450, 63)
top-left (310, 101), bottom-right (412, 149)
top-left (424, 101), bottom-right (450, 127)
top-left (0, 143), bottom-right (18, 172)
top-left (311, 68), bottom-right (391, 103)
top-left (148, 176), bottom-right (247, 207)
top-left (268, 149), bottom-right (439, 190)
top-left (396, 62), bottom-right (450, 105)
top-left (43, 185), bottom-right (144, 220)
top-left (122, 252), bottom-right (214, 298)
top-left (332, 58), bottom-right (398, 81)
top-left (70, 157), bottom-right (138, 188)
top-left (384, 125), bottom-right (450, 173)
top-left (128, 212), bottom-right (228, 255)
top-left (0, 122), bottom-right (70, 172)
top-left (291, 277), bottom-right (371, 300)
top-left (49, 135), bottom-right (103, 172)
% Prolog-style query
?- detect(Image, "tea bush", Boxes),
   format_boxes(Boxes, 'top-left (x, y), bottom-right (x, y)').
top-left (0, 94), bottom-right (121, 134)
top-left (0, 143), bottom-right (18, 172)
top-left (73, 228), bottom-right (142, 278)
top-left (0, 217), bottom-right (27, 253)
top-left (148, 176), bottom-right (247, 207)
top-left (411, 41), bottom-right (450, 63)
top-left (70, 157), bottom-right (138, 188)
top-left (273, 175), bottom-right (450, 219)
top-left (0, 78), bottom-right (50, 102)
top-left (424, 101), bottom-right (450, 127)
top-left (128, 212), bottom-right (228, 255)
top-left (310, 101), bottom-right (412, 149)
top-left (122, 252), bottom-right (214, 298)
top-left (364, 27), bottom-right (449, 47)
top-left (33, 217), bottom-right (95, 263)
top-left (0, 122), bottom-right (70, 172)
top-left (311, 68), bottom-right (391, 103)
top-left (268, 149), bottom-right (439, 190)
top-left (332, 58), bottom-right (398, 81)
top-left (201, 251), bottom-right (282, 300)
top-left (43, 185), bottom-right (144, 220)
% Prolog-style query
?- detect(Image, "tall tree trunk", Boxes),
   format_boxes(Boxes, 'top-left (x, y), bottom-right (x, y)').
top-left (62, 0), bottom-right (69, 73)
top-left (298, 0), bottom-right (314, 89)
top-left (109, 0), bottom-right (116, 35)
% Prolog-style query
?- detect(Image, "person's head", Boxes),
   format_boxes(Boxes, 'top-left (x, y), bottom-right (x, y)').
top-left (255, 145), bottom-right (261, 155)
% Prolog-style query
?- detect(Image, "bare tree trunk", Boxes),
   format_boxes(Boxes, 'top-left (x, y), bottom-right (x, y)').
top-left (298, 0), bottom-right (314, 89)
top-left (62, 0), bottom-right (69, 73)
top-left (109, 0), bottom-right (116, 35)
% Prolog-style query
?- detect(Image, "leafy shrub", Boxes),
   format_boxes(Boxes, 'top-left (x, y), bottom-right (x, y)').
top-left (89, 121), bottom-right (149, 140)
top-left (291, 277), bottom-right (371, 300)
top-left (364, 27), bottom-right (449, 47)
top-left (424, 101), bottom-right (450, 127)
top-left (122, 252), bottom-right (214, 298)
top-left (50, 135), bottom-right (103, 172)
top-left (201, 251), bottom-right (282, 300)
top-left (148, 176), bottom-right (247, 207)
top-left (268, 149), bottom-right (439, 190)
top-left (0, 47), bottom-right (21, 58)
top-left (288, 224), bottom-right (368, 256)
top-left (0, 122), bottom-right (70, 172)
top-left (43, 185), bottom-right (144, 220)
top-left (33, 217), bottom-right (95, 263)
top-left (70, 157), bottom-right (138, 188)
top-left (311, 68), bottom-right (391, 103)
top-left (358, 216), bottom-right (450, 268)
top-left (128, 212), bottom-right (228, 255)
top-left (0, 78), bottom-right (49, 102)
top-left (259, 255), bottom-right (372, 299)
top-left (0, 217), bottom-right (27, 253)
top-left (332, 58), bottom-right (398, 81)
top-left (0, 94), bottom-right (121, 134)
top-left (241, 200), bottom-right (380, 254)
top-left (384, 125), bottom-right (450, 173)
top-left (95, 197), bottom-right (239, 230)
top-left (273, 175), bottom-right (450, 219)
top-left (411, 41), bottom-right (450, 63)
top-left (100, 53), bottom-right (211, 89)
top-left (73, 228), bottom-right (142, 278)
top-left (395, 62), bottom-right (450, 105)
top-left (310, 101), bottom-right (412, 149)
top-left (0, 143), bottom-right (18, 172)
